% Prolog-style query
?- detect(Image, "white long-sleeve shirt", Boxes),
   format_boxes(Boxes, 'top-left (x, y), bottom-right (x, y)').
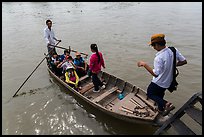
top-left (44, 27), bottom-right (57, 46)
top-left (152, 47), bottom-right (186, 88)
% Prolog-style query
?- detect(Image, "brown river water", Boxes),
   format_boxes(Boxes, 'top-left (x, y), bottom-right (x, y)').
top-left (2, 2), bottom-right (202, 135)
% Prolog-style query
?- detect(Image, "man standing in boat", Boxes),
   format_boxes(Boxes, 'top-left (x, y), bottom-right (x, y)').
top-left (137, 34), bottom-right (187, 115)
top-left (44, 19), bottom-right (61, 56)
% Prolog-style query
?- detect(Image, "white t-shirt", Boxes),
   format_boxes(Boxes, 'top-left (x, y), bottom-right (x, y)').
top-left (152, 47), bottom-right (186, 88)
top-left (51, 57), bottom-right (58, 63)
top-left (44, 27), bottom-right (57, 46)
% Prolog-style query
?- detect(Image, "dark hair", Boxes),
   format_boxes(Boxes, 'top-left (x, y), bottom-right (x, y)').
top-left (64, 49), bottom-right (70, 54)
top-left (46, 19), bottom-right (52, 24)
top-left (67, 56), bottom-right (73, 60)
top-left (90, 44), bottom-right (100, 64)
top-left (53, 52), bottom-right (57, 55)
top-left (153, 40), bottom-right (166, 46)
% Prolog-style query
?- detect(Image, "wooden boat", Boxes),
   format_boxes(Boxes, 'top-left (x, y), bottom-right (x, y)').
top-left (46, 48), bottom-right (172, 126)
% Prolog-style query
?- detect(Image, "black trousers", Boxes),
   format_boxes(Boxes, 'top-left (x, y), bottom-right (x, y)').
top-left (92, 73), bottom-right (103, 91)
top-left (76, 64), bottom-right (89, 78)
top-left (47, 44), bottom-right (57, 56)
top-left (51, 64), bottom-right (62, 76)
top-left (147, 82), bottom-right (167, 111)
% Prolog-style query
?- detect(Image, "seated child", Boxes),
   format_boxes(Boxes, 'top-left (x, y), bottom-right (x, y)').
top-left (59, 49), bottom-right (70, 62)
top-left (65, 65), bottom-right (81, 90)
top-left (50, 53), bottom-right (63, 76)
top-left (57, 56), bottom-right (75, 78)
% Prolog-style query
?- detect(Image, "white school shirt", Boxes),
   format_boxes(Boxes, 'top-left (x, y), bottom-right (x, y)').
top-left (152, 47), bottom-right (186, 88)
top-left (51, 57), bottom-right (58, 63)
top-left (44, 27), bottom-right (57, 46)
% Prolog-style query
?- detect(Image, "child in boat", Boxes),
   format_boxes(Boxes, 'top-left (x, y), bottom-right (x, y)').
top-left (65, 65), bottom-right (81, 90)
top-left (59, 49), bottom-right (70, 62)
top-left (74, 52), bottom-right (89, 78)
top-left (57, 56), bottom-right (76, 80)
top-left (50, 53), bottom-right (63, 76)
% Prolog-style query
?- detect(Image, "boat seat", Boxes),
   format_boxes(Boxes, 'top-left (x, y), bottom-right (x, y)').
top-left (79, 83), bottom-right (94, 94)
top-left (116, 89), bottom-right (122, 93)
top-left (131, 96), bottom-right (147, 108)
top-left (136, 93), bottom-right (157, 110)
top-left (93, 87), bottom-right (118, 103)
top-left (79, 75), bottom-right (89, 82)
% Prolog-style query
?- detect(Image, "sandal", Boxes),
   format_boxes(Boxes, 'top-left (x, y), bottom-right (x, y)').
top-left (162, 104), bottom-right (175, 116)
top-left (78, 86), bottom-right (82, 90)
top-left (165, 102), bottom-right (172, 108)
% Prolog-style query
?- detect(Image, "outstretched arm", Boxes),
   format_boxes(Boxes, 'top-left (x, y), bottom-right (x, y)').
top-left (53, 37), bottom-right (61, 42)
top-left (53, 31), bottom-right (61, 42)
top-left (137, 61), bottom-right (158, 77)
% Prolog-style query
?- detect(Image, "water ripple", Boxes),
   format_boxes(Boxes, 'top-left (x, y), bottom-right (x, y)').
top-left (3, 2), bottom-right (201, 135)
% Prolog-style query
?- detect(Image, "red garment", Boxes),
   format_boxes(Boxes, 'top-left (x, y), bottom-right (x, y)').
top-left (89, 52), bottom-right (105, 74)
top-left (70, 75), bottom-right (76, 82)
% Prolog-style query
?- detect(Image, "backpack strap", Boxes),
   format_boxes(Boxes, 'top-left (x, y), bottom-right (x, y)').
top-left (168, 47), bottom-right (179, 79)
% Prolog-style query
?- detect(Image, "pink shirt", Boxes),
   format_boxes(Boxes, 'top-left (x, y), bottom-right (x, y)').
top-left (89, 52), bottom-right (105, 74)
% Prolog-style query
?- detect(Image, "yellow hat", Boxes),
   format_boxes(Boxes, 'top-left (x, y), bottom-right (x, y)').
top-left (148, 34), bottom-right (165, 45)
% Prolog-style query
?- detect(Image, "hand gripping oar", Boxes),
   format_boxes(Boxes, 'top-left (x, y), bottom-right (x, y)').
top-left (12, 41), bottom-right (61, 97)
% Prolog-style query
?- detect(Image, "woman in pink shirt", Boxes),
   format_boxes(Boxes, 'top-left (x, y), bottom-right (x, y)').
top-left (89, 44), bottom-right (106, 92)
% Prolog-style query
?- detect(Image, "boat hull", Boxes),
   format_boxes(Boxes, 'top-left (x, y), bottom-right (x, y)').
top-left (47, 67), bottom-right (162, 126)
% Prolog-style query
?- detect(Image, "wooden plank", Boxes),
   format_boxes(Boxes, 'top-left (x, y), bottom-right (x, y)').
top-left (185, 106), bottom-right (202, 126)
top-left (79, 83), bottom-right (94, 94)
top-left (131, 96), bottom-right (147, 108)
top-left (119, 107), bottom-right (133, 114)
top-left (130, 98), bottom-right (144, 108)
top-left (171, 119), bottom-right (196, 135)
top-left (121, 106), bottom-right (134, 113)
top-left (116, 89), bottom-right (122, 93)
top-left (197, 94), bottom-right (202, 104)
top-left (79, 75), bottom-right (89, 81)
top-left (136, 93), bottom-right (157, 110)
top-left (154, 92), bottom-right (202, 135)
top-left (92, 87), bottom-right (118, 103)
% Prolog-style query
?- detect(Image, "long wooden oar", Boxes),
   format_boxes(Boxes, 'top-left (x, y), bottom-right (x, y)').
top-left (12, 41), bottom-right (61, 97)
top-left (53, 45), bottom-right (88, 56)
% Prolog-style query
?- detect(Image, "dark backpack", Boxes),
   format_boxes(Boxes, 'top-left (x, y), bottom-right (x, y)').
top-left (168, 47), bottom-right (179, 93)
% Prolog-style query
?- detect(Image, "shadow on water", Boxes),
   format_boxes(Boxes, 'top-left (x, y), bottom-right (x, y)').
top-left (5, 78), bottom-right (57, 104)
top-left (12, 83), bottom-right (55, 98)
top-left (51, 77), bottom-right (158, 135)
top-left (5, 84), bottom-right (54, 104)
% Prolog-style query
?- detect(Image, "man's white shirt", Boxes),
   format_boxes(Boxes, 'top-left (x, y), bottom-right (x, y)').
top-left (44, 27), bottom-right (57, 45)
top-left (152, 47), bottom-right (186, 88)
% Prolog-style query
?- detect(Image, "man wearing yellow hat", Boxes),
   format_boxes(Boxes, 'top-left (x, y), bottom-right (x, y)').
top-left (137, 34), bottom-right (187, 116)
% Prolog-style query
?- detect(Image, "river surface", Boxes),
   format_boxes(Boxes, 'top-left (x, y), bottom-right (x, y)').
top-left (2, 2), bottom-right (202, 135)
